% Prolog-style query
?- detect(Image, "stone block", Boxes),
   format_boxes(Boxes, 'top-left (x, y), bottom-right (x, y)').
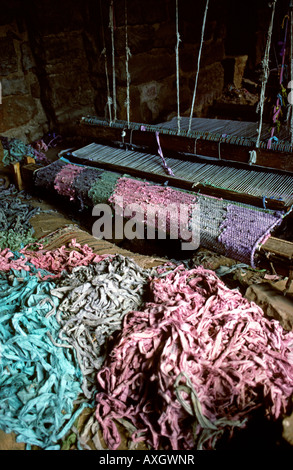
top-left (40, 32), bottom-right (86, 65)
top-left (245, 282), bottom-right (293, 331)
top-left (20, 42), bottom-right (36, 71)
top-left (116, 49), bottom-right (175, 86)
top-left (115, 24), bottom-right (155, 56)
top-left (0, 95), bottom-right (38, 132)
top-left (223, 55), bottom-right (248, 89)
top-left (1, 76), bottom-right (28, 96)
top-left (0, 36), bottom-right (18, 76)
top-left (180, 40), bottom-right (225, 74)
top-left (195, 62), bottom-right (225, 108)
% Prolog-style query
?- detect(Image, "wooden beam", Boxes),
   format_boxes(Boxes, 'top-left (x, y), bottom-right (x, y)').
top-left (259, 236), bottom-right (293, 277)
top-left (65, 153), bottom-right (288, 211)
top-left (10, 161), bottom-right (23, 191)
top-left (78, 119), bottom-right (293, 174)
top-left (260, 237), bottom-right (293, 260)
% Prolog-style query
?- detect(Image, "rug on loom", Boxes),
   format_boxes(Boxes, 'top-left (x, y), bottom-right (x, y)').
top-left (33, 158), bottom-right (285, 267)
top-left (34, 159), bottom-right (121, 210)
top-left (110, 177), bottom-right (285, 267)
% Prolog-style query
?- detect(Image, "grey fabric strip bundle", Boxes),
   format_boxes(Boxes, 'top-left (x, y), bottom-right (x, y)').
top-left (50, 255), bottom-right (153, 399)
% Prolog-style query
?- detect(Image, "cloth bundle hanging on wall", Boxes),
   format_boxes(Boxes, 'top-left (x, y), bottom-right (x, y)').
top-left (95, 264), bottom-right (293, 450)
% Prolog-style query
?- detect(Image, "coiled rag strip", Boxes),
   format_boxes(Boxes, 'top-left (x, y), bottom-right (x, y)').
top-left (50, 255), bottom-right (153, 399)
top-left (0, 186), bottom-right (41, 250)
top-left (0, 269), bottom-right (87, 449)
top-left (95, 265), bottom-right (293, 450)
top-left (20, 239), bottom-right (109, 279)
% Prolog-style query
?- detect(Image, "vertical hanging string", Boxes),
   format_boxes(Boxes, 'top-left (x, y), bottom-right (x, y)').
top-left (267, 13), bottom-right (288, 149)
top-left (125, 0), bottom-right (131, 128)
top-left (100, 0), bottom-right (112, 123)
top-left (290, 0), bottom-right (293, 145)
top-left (255, 0), bottom-right (277, 149)
top-left (188, 0), bottom-right (210, 134)
top-left (175, 0), bottom-right (181, 134)
top-left (109, 0), bottom-right (117, 122)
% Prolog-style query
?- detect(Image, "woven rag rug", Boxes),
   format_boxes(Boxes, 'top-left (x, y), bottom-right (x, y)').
top-left (33, 160), bottom-right (287, 267)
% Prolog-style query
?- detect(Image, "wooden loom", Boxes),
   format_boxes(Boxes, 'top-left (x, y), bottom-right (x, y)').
top-left (63, 0), bottom-right (293, 278)
top-left (18, 1), bottom-right (291, 279)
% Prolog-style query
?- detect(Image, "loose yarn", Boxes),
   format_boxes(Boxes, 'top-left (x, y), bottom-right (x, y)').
top-left (0, 186), bottom-right (40, 251)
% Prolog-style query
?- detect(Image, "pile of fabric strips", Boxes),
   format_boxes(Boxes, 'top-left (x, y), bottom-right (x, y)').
top-left (95, 264), bottom-right (293, 450)
top-left (0, 186), bottom-right (41, 251)
top-left (0, 242), bottom-right (110, 449)
top-left (0, 240), bottom-right (293, 450)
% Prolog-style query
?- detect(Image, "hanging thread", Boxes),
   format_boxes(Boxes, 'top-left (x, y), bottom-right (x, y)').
top-left (256, 0), bottom-right (277, 149)
top-left (267, 12), bottom-right (289, 148)
top-left (124, 0), bottom-right (131, 128)
top-left (109, 0), bottom-right (117, 121)
top-left (175, 0), bottom-right (181, 134)
top-left (289, 0), bottom-right (293, 145)
top-left (188, 0), bottom-right (210, 134)
top-left (100, 0), bottom-right (113, 122)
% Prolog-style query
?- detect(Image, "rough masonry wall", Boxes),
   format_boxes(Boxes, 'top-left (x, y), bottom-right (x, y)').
top-left (0, 0), bottom-right (277, 142)
top-left (0, 17), bottom-right (48, 142)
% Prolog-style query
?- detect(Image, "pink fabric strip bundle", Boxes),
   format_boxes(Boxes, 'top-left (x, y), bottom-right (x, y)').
top-left (54, 164), bottom-right (84, 201)
top-left (0, 240), bottom-right (110, 279)
top-left (20, 240), bottom-right (110, 278)
top-left (95, 264), bottom-right (293, 450)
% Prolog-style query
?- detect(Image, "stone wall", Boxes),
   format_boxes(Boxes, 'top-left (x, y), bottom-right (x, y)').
top-left (0, 19), bottom-right (48, 142)
top-left (94, 0), bottom-right (227, 123)
top-left (0, 0), bottom-right (287, 143)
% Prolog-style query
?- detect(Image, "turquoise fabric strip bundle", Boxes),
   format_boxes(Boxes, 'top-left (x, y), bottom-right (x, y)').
top-left (0, 268), bottom-right (88, 450)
